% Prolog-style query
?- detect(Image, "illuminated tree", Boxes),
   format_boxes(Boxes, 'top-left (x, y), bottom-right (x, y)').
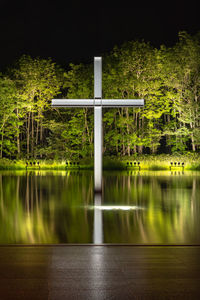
top-left (0, 32), bottom-right (200, 160)
top-left (0, 76), bottom-right (18, 158)
top-left (12, 55), bottom-right (63, 158)
top-left (160, 32), bottom-right (200, 152)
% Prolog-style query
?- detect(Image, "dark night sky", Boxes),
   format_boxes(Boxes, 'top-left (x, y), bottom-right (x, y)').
top-left (0, 0), bottom-right (200, 70)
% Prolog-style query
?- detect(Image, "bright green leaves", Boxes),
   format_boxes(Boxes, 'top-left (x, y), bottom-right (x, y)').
top-left (1, 31), bottom-right (200, 159)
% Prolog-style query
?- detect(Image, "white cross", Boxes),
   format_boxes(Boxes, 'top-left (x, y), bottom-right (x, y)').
top-left (52, 57), bottom-right (144, 192)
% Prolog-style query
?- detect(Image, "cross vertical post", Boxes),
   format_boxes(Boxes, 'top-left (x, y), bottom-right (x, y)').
top-left (94, 57), bottom-right (102, 192)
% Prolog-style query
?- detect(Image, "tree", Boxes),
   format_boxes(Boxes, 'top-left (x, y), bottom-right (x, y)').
top-left (103, 41), bottom-right (166, 155)
top-left (160, 32), bottom-right (200, 152)
top-left (12, 55), bottom-right (63, 158)
top-left (0, 75), bottom-right (18, 158)
top-left (1, 32), bottom-right (200, 160)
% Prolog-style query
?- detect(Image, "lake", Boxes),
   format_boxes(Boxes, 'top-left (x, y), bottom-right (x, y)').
top-left (0, 170), bottom-right (200, 244)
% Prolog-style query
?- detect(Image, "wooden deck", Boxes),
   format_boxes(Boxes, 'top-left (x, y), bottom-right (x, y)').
top-left (1, 245), bottom-right (200, 299)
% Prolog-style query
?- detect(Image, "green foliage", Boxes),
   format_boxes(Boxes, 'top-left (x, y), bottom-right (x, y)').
top-left (0, 75), bottom-right (18, 158)
top-left (1, 32), bottom-right (200, 160)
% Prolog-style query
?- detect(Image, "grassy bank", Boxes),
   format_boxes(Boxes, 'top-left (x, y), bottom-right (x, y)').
top-left (104, 153), bottom-right (200, 170)
top-left (0, 158), bottom-right (92, 171)
top-left (0, 153), bottom-right (200, 171)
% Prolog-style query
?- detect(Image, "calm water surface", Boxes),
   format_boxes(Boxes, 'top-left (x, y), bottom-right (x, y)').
top-left (0, 170), bottom-right (200, 244)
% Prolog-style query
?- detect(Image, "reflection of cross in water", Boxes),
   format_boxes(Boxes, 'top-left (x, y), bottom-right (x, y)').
top-left (52, 57), bottom-right (144, 192)
top-left (93, 193), bottom-right (103, 244)
top-left (93, 193), bottom-right (144, 244)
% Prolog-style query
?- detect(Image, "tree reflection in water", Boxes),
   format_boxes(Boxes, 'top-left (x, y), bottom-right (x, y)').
top-left (0, 170), bottom-right (200, 244)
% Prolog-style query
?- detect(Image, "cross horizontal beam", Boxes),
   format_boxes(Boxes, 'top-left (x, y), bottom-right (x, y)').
top-left (52, 99), bottom-right (144, 107)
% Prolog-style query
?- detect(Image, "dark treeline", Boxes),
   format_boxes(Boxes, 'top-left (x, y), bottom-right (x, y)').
top-left (0, 31), bottom-right (200, 160)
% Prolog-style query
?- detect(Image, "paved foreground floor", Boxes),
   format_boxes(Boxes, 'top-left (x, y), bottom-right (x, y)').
top-left (0, 246), bottom-right (200, 299)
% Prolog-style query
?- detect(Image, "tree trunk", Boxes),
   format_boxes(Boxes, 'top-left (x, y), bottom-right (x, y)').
top-left (84, 108), bottom-right (92, 144)
top-left (36, 119), bottom-right (39, 146)
top-left (114, 113), bottom-right (118, 154)
top-left (82, 109), bottom-right (87, 157)
top-left (27, 112), bottom-right (30, 159)
top-left (122, 135), bottom-right (125, 156)
top-left (0, 129), bottom-right (4, 159)
top-left (16, 108), bottom-right (20, 158)
top-left (133, 111), bottom-right (137, 154)
top-left (191, 133), bottom-right (196, 152)
top-left (138, 114), bottom-right (143, 154)
top-left (120, 108), bottom-right (125, 156)
top-left (31, 112), bottom-right (34, 158)
top-left (126, 108), bottom-right (130, 156)
top-left (40, 119), bottom-right (43, 158)
top-left (190, 122), bottom-right (196, 152)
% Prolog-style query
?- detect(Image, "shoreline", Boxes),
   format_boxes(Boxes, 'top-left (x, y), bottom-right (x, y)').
top-left (0, 154), bottom-right (200, 171)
